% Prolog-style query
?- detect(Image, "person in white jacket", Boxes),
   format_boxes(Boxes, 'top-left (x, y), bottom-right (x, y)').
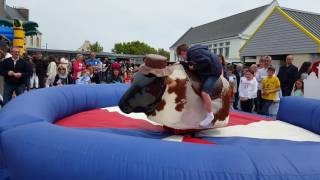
top-left (46, 56), bottom-right (58, 87)
top-left (239, 69), bottom-right (258, 113)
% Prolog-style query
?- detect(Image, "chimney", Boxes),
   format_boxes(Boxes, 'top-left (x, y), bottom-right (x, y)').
top-left (0, 0), bottom-right (6, 18)
top-left (15, 7), bottom-right (29, 20)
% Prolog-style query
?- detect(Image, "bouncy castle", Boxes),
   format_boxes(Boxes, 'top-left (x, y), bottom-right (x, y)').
top-left (0, 83), bottom-right (320, 180)
top-left (0, 18), bottom-right (38, 55)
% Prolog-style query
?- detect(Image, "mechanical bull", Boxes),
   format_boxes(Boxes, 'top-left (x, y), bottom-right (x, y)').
top-left (119, 54), bottom-right (234, 131)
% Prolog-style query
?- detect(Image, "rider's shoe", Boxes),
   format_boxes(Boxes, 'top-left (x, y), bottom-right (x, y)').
top-left (200, 112), bottom-right (214, 128)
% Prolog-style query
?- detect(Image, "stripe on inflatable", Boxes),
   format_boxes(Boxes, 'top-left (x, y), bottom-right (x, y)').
top-left (56, 109), bottom-right (163, 131)
top-left (56, 106), bottom-right (320, 144)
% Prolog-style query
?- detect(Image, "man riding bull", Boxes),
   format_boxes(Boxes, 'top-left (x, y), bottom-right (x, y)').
top-left (177, 44), bottom-right (222, 127)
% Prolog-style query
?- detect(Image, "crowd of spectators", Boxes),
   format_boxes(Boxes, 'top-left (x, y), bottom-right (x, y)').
top-left (0, 48), bottom-right (140, 106)
top-left (0, 47), bottom-right (316, 118)
top-left (227, 55), bottom-right (312, 117)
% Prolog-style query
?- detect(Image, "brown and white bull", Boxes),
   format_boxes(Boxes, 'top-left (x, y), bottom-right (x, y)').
top-left (119, 63), bottom-right (234, 131)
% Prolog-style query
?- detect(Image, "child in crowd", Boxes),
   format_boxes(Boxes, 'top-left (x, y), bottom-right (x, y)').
top-left (53, 64), bottom-right (74, 86)
top-left (239, 70), bottom-right (258, 113)
top-left (227, 66), bottom-right (237, 109)
top-left (87, 66), bottom-right (101, 84)
top-left (227, 66), bottom-right (237, 91)
top-left (76, 69), bottom-right (91, 85)
top-left (124, 71), bottom-right (134, 84)
top-left (293, 79), bottom-right (304, 97)
top-left (107, 62), bottom-right (123, 83)
top-left (261, 67), bottom-right (281, 116)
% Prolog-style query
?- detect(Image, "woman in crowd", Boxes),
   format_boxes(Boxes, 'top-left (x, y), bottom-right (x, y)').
top-left (256, 56), bottom-right (269, 114)
top-left (46, 56), bottom-right (58, 87)
top-left (29, 57), bottom-right (39, 89)
top-left (298, 61), bottom-right (312, 80)
top-left (250, 64), bottom-right (258, 77)
top-left (293, 79), bottom-right (304, 97)
top-left (239, 69), bottom-right (258, 113)
top-left (33, 52), bottom-right (48, 89)
top-left (311, 60), bottom-right (320, 77)
top-left (23, 54), bottom-right (33, 91)
top-left (53, 64), bottom-right (73, 86)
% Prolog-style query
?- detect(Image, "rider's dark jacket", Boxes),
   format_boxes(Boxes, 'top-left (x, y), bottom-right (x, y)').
top-left (185, 45), bottom-right (222, 78)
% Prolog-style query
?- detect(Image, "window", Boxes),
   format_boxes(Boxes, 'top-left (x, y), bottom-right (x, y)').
top-left (219, 48), bottom-right (223, 55)
top-left (225, 47), bottom-right (230, 58)
top-left (219, 43), bottom-right (224, 46)
top-left (214, 44), bottom-right (217, 47)
top-left (208, 45), bottom-right (213, 50)
top-left (30, 36), bottom-right (34, 46)
top-left (36, 37), bottom-right (40, 48)
top-left (213, 49), bottom-right (217, 54)
top-left (226, 42), bottom-right (230, 46)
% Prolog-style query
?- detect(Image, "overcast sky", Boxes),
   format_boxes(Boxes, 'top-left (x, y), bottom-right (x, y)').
top-left (6, 0), bottom-right (320, 52)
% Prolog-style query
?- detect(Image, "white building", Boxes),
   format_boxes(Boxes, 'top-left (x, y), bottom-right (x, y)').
top-left (170, 1), bottom-right (279, 63)
top-left (240, 6), bottom-right (320, 69)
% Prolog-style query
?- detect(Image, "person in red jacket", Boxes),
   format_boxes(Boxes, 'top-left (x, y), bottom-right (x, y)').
top-left (311, 60), bottom-right (320, 77)
top-left (72, 54), bottom-right (86, 80)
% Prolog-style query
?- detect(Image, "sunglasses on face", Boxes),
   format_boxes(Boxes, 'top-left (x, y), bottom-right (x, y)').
top-left (58, 68), bottom-right (66, 71)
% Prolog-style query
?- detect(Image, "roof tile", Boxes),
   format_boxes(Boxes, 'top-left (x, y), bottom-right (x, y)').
top-left (282, 8), bottom-right (320, 40)
top-left (171, 5), bottom-right (268, 48)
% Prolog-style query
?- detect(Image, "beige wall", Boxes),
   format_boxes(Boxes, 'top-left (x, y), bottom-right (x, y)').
top-left (255, 55), bottom-right (282, 73)
top-left (0, 0), bottom-right (5, 18)
top-left (291, 54), bottom-right (312, 69)
top-left (25, 34), bottom-right (42, 48)
top-left (255, 54), bottom-right (312, 70)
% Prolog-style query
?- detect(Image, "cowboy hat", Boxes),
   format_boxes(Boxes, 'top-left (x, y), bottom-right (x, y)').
top-left (139, 54), bottom-right (172, 77)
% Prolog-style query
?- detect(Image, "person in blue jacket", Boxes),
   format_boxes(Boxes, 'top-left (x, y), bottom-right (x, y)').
top-left (178, 44), bottom-right (222, 127)
top-left (85, 52), bottom-right (102, 71)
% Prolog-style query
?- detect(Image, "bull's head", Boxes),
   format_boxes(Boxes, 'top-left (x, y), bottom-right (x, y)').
top-left (119, 72), bottom-right (166, 114)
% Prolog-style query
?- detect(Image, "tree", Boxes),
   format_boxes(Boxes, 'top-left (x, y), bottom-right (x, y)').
top-left (88, 41), bottom-right (104, 52)
top-left (112, 41), bottom-right (158, 55)
top-left (157, 48), bottom-right (170, 59)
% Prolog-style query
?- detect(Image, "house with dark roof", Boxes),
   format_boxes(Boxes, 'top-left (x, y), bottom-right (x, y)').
top-left (170, 1), bottom-right (279, 62)
top-left (0, 0), bottom-right (29, 20)
top-left (0, 0), bottom-right (42, 48)
top-left (240, 6), bottom-right (320, 68)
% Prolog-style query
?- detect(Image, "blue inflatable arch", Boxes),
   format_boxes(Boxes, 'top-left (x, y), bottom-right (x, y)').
top-left (0, 26), bottom-right (14, 42)
top-left (0, 84), bottom-right (320, 180)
